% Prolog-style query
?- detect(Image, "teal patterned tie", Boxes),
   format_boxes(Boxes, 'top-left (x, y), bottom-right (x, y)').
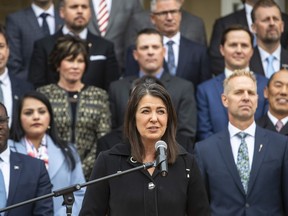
top-left (236, 132), bottom-right (250, 194)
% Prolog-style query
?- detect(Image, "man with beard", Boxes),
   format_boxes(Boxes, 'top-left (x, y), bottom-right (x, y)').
top-left (28, 0), bottom-right (119, 91)
top-left (257, 69), bottom-right (288, 135)
top-left (250, 0), bottom-right (288, 78)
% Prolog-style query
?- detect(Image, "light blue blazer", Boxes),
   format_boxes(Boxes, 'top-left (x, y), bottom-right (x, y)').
top-left (8, 135), bottom-right (86, 216)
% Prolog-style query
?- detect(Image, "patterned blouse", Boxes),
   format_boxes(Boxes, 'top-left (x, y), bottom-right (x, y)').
top-left (37, 84), bottom-right (111, 179)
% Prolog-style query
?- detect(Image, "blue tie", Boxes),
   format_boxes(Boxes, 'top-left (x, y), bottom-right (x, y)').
top-left (40, 13), bottom-right (50, 36)
top-left (167, 40), bottom-right (176, 75)
top-left (0, 169), bottom-right (6, 210)
top-left (266, 55), bottom-right (275, 78)
top-left (236, 132), bottom-right (250, 194)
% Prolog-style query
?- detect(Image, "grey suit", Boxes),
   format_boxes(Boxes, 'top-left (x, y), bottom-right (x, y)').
top-left (125, 9), bottom-right (207, 50)
top-left (88, 0), bottom-right (143, 68)
top-left (5, 6), bottom-right (63, 80)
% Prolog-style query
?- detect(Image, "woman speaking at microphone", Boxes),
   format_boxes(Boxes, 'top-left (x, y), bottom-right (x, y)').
top-left (80, 79), bottom-right (210, 215)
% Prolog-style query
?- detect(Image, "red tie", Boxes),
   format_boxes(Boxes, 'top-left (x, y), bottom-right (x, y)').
top-left (98, 0), bottom-right (109, 36)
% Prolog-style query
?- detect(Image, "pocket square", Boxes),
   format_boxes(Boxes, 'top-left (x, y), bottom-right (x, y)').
top-left (90, 55), bottom-right (107, 61)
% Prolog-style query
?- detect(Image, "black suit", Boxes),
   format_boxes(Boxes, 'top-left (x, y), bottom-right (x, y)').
top-left (28, 28), bottom-right (119, 91)
top-left (209, 8), bottom-right (288, 75)
top-left (256, 113), bottom-right (288, 136)
top-left (250, 46), bottom-right (288, 76)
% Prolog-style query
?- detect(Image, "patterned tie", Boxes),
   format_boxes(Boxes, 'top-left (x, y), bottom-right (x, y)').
top-left (236, 132), bottom-right (250, 194)
top-left (266, 55), bottom-right (275, 78)
top-left (0, 81), bottom-right (3, 104)
top-left (40, 13), bottom-right (50, 36)
top-left (97, 0), bottom-right (109, 37)
top-left (275, 120), bottom-right (284, 132)
top-left (0, 168), bottom-right (6, 210)
top-left (167, 40), bottom-right (176, 75)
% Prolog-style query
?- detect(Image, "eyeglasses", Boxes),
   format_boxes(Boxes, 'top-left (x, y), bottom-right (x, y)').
top-left (0, 116), bottom-right (9, 125)
top-left (153, 9), bottom-right (181, 18)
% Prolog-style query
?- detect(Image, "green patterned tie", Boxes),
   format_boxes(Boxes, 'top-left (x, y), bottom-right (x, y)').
top-left (236, 132), bottom-right (250, 194)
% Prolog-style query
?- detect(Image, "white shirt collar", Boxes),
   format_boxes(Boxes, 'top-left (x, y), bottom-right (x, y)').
top-left (163, 31), bottom-right (181, 46)
top-left (31, 3), bottom-right (55, 18)
top-left (62, 25), bottom-right (88, 40)
top-left (228, 121), bottom-right (256, 138)
top-left (224, 67), bottom-right (250, 78)
top-left (0, 68), bottom-right (10, 86)
top-left (267, 110), bottom-right (288, 126)
top-left (0, 145), bottom-right (10, 164)
top-left (258, 45), bottom-right (281, 62)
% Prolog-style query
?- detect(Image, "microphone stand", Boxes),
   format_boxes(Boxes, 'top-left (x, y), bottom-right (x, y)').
top-left (0, 161), bottom-right (157, 216)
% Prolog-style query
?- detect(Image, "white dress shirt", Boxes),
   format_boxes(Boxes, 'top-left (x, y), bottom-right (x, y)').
top-left (258, 45), bottom-right (281, 77)
top-left (92, 0), bottom-right (112, 17)
top-left (0, 146), bottom-right (11, 198)
top-left (267, 110), bottom-right (288, 127)
top-left (62, 25), bottom-right (88, 40)
top-left (228, 121), bottom-right (256, 169)
top-left (0, 68), bottom-right (12, 127)
top-left (31, 3), bottom-right (56, 35)
top-left (163, 32), bottom-right (181, 68)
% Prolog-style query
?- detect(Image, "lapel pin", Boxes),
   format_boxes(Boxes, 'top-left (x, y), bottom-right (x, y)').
top-left (14, 95), bottom-right (19, 100)
top-left (259, 144), bottom-right (263, 152)
top-left (14, 165), bottom-right (19, 170)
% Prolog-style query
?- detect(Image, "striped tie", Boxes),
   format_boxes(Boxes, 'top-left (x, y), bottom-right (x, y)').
top-left (97, 0), bottom-right (109, 37)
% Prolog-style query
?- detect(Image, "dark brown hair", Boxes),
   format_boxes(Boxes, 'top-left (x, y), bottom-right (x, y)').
top-left (220, 24), bottom-right (254, 47)
top-left (49, 34), bottom-right (89, 73)
top-left (124, 81), bottom-right (179, 164)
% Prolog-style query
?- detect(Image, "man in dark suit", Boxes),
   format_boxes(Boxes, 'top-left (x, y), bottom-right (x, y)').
top-left (88, 0), bottom-right (143, 69)
top-left (125, 0), bottom-right (211, 88)
top-left (125, 0), bottom-right (207, 50)
top-left (257, 69), bottom-right (288, 135)
top-left (0, 25), bottom-right (34, 128)
top-left (196, 25), bottom-right (268, 141)
top-left (195, 70), bottom-right (288, 215)
top-left (5, 0), bottom-right (63, 81)
top-left (28, 0), bottom-right (119, 91)
top-left (250, 0), bottom-right (288, 78)
top-left (0, 103), bottom-right (53, 215)
top-left (106, 28), bottom-right (196, 153)
top-left (209, 0), bottom-right (288, 75)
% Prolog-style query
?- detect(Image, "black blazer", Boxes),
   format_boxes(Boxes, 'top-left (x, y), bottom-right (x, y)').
top-left (28, 28), bottom-right (119, 91)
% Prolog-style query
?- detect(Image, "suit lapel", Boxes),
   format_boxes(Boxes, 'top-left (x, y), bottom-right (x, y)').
top-left (176, 37), bottom-right (187, 76)
top-left (247, 127), bottom-right (267, 195)
top-left (47, 136), bottom-right (65, 180)
top-left (106, 0), bottom-right (118, 35)
top-left (217, 130), bottom-right (245, 194)
top-left (89, 0), bottom-right (101, 35)
top-left (25, 7), bottom-right (44, 37)
top-left (215, 74), bottom-right (228, 120)
top-left (250, 47), bottom-right (265, 75)
top-left (7, 152), bottom-right (22, 206)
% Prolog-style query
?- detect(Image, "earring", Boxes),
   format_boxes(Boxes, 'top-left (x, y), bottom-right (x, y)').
top-left (47, 125), bottom-right (51, 129)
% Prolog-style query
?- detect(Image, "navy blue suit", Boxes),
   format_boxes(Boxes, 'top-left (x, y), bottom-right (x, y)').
top-left (124, 36), bottom-right (211, 87)
top-left (196, 73), bottom-right (268, 140)
top-left (195, 126), bottom-right (288, 215)
top-left (5, 151), bottom-right (53, 216)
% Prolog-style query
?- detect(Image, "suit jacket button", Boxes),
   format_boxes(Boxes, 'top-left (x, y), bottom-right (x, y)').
top-left (148, 182), bottom-right (155, 190)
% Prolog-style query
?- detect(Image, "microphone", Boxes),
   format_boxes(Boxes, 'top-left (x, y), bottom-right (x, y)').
top-left (155, 140), bottom-right (168, 177)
